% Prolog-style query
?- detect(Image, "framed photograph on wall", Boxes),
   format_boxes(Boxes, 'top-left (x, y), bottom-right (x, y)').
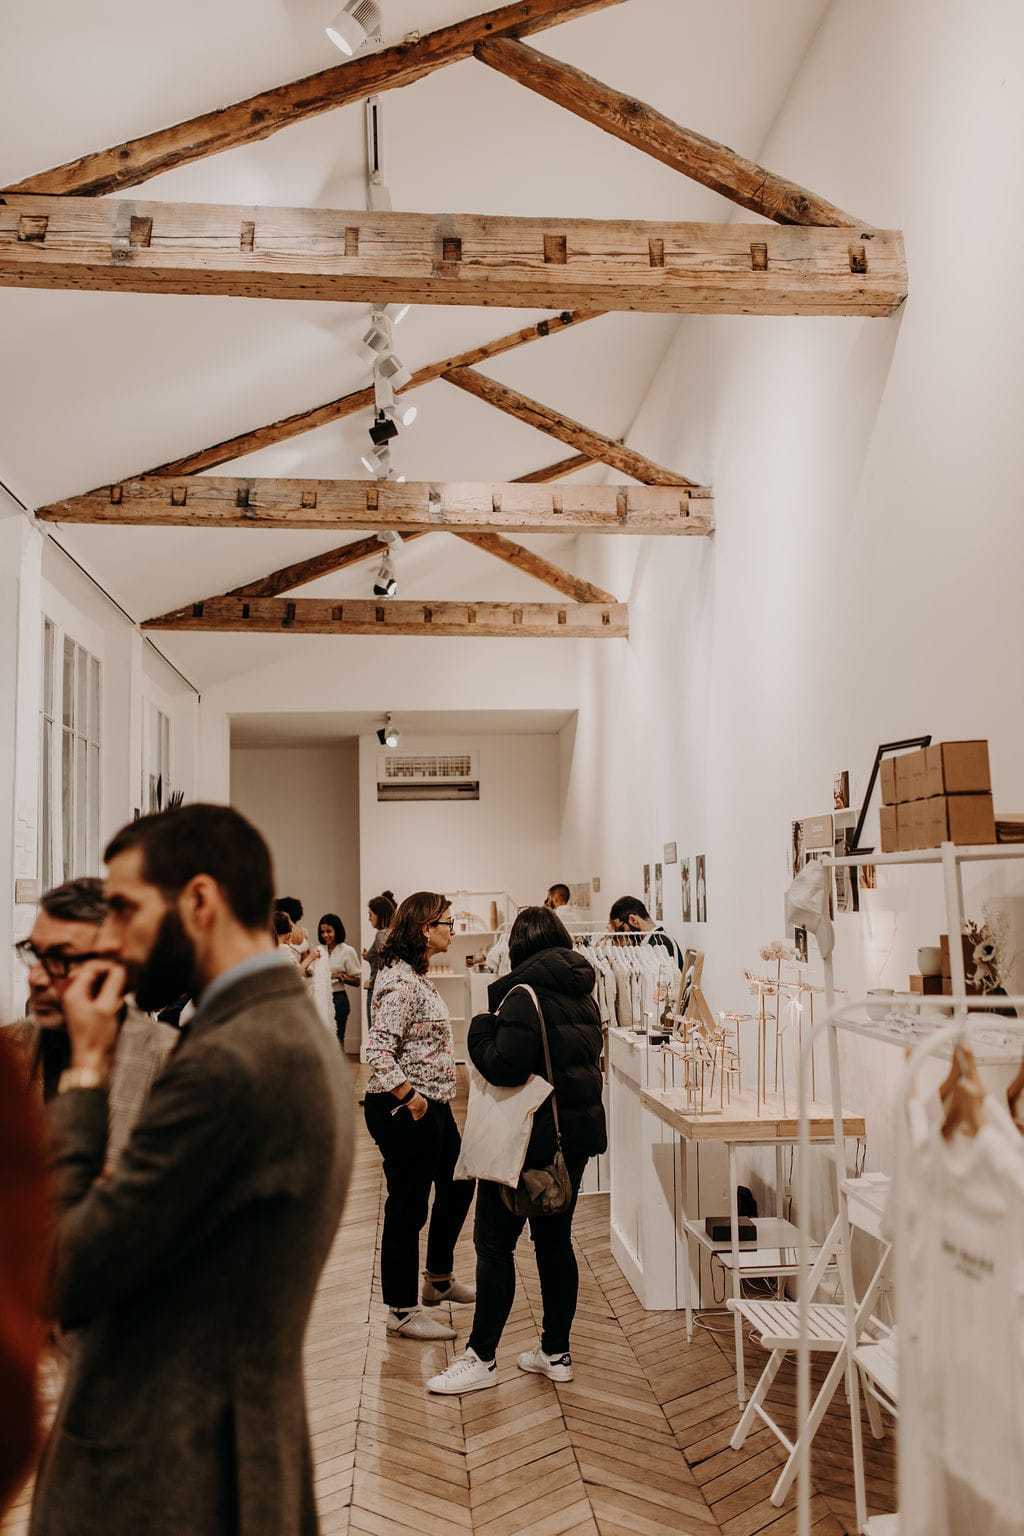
top-left (794, 926), bottom-right (809, 962)
top-left (654, 863), bottom-right (663, 921)
top-left (681, 859), bottom-right (692, 923)
top-left (643, 864), bottom-right (651, 912)
top-left (664, 841), bottom-right (678, 865)
top-left (695, 855), bottom-right (707, 922)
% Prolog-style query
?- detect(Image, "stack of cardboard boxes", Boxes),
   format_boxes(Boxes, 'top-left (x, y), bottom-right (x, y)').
top-left (879, 740), bottom-right (995, 852)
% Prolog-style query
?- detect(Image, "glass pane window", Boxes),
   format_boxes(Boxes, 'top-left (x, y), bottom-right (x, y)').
top-left (62, 637), bottom-right (74, 729)
top-left (44, 620), bottom-right (102, 883)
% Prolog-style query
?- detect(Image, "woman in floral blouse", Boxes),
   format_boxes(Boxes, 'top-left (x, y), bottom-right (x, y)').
top-left (363, 891), bottom-right (476, 1341)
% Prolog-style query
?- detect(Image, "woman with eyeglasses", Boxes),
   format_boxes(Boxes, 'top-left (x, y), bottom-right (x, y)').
top-left (363, 891), bottom-right (476, 1341)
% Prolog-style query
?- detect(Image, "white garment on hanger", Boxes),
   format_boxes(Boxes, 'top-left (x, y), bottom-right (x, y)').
top-left (894, 1091), bottom-right (1024, 1536)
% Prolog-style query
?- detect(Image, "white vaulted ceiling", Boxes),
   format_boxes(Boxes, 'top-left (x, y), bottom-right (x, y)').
top-left (0, 0), bottom-right (831, 686)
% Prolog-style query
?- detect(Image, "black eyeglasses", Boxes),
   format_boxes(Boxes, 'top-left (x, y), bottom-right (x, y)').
top-left (430, 918), bottom-right (456, 932)
top-left (14, 940), bottom-right (102, 980)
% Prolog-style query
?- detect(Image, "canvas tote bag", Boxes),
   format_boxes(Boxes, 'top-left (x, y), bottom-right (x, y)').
top-left (454, 984), bottom-right (552, 1188)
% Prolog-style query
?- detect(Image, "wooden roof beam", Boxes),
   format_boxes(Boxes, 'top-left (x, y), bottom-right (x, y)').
top-left (6, 0), bottom-right (627, 197)
top-left (444, 368), bottom-right (692, 487)
top-left (38, 478), bottom-right (713, 535)
top-left (0, 198), bottom-right (908, 316)
top-left (513, 452), bottom-right (596, 482)
top-left (141, 596), bottom-right (628, 639)
top-left (451, 531), bottom-right (617, 604)
top-left (476, 38), bottom-right (867, 228)
top-left (148, 311), bottom-right (600, 478)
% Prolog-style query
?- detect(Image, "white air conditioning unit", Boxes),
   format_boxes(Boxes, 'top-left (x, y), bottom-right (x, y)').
top-left (377, 752), bottom-right (480, 802)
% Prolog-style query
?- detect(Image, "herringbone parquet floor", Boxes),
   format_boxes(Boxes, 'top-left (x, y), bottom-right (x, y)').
top-left (4, 1065), bottom-right (896, 1534)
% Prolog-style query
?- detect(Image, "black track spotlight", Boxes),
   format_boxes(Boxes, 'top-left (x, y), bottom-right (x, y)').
top-left (373, 548), bottom-right (397, 598)
top-left (376, 714), bottom-right (400, 748)
top-left (369, 410), bottom-right (399, 447)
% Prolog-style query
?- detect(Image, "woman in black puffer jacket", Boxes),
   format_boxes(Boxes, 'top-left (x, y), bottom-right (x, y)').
top-left (427, 905), bottom-right (606, 1397)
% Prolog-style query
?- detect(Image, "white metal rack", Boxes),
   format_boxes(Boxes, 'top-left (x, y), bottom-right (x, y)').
top-left (793, 841), bottom-right (1024, 1536)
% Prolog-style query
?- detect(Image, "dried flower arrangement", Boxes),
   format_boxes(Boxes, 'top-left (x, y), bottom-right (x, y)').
top-left (964, 908), bottom-right (1018, 993)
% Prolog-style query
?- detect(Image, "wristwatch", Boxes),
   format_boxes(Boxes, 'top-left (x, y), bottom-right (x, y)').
top-left (57, 1067), bottom-right (110, 1094)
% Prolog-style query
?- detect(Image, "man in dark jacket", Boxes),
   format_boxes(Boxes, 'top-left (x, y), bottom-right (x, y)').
top-left (428, 906), bottom-right (606, 1396)
top-left (30, 805), bottom-right (353, 1536)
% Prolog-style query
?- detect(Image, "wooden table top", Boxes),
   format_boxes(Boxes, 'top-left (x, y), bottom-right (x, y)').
top-left (640, 1087), bottom-right (866, 1142)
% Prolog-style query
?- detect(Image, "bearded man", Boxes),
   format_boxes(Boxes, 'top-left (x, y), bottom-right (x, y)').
top-left (30, 805), bottom-right (353, 1536)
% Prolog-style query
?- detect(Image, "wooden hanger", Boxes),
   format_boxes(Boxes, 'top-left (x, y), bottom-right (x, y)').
top-left (1007, 1052), bottom-right (1024, 1130)
top-left (941, 1041), bottom-right (985, 1141)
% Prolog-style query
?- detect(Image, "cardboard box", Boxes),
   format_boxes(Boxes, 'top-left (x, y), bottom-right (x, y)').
top-left (929, 792), bottom-right (996, 847)
top-left (896, 801), bottom-right (916, 852)
top-left (912, 799), bottom-right (931, 850)
top-left (894, 749), bottom-right (922, 803)
top-left (880, 756), bottom-right (898, 806)
top-left (909, 973), bottom-right (944, 995)
top-left (880, 803), bottom-right (899, 853)
top-left (923, 741), bottom-right (991, 798)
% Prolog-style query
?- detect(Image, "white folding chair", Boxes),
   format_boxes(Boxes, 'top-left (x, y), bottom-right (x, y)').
top-left (726, 1212), bottom-right (892, 1507)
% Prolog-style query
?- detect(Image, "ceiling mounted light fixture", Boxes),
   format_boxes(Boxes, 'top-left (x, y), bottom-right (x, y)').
top-left (382, 302), bottom-right (410, 326)
top-left (373, 549), bottom-right (398, 599)
top-left (376, 351), bottom-right (412, 389)
top-left (368, 410), bottom-right (399, 447)
top-left (360, 316), bottom-right (391, 357)
top-left (360, 444), bottom-right (390, 476)
top-left (376, 713), bottom-right (400, 749)
top-left (326, 0), bottom-right (383, 56)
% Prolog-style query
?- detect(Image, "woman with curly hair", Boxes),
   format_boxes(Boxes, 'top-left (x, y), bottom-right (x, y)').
top-left (363, 891), bottom-right (475, 1341)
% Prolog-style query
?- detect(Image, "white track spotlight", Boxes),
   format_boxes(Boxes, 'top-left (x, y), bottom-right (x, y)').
top-left (326, 0), bottom-right (383, 56)
top-left (382, 302), bottom-right (410, 326)
top-left (360, 315), bottom-right (391, 358)
top-left (376, 713), bottom-right (400, 749)
top-left (373, 550), bottom-right (398, 599)
top-left (373, 370), bottom-right (417, 427)
top-left (377, 529), bottom-right (402, 552)
top-left (360, 444), bottom-right (390, 476)
top-left (386, 399), bottom-right (417, 428)
top-left (376, 350), bottom-right (412, 390)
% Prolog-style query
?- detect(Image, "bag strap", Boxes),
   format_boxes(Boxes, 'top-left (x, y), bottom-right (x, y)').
top-left (506, 983), bottom-right (562, 1148)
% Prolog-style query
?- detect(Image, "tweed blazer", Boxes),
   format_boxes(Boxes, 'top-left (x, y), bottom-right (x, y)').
top-left (3, 1005), bottom-right (176, 1168)
top-left (30, 961), bottom-right (354, 1536)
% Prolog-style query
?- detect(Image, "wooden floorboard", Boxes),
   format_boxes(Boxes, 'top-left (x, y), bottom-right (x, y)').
top-left (2, 1061), bottom-right (895, 1534)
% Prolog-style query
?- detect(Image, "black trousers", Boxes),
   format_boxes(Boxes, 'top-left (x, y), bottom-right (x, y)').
top-left (363, 1093), bottom-right (475, 1310)
top-left (468, 1156), bottom-right (588, 1362)
top-left (332, 989), bottom-right (350, 1049)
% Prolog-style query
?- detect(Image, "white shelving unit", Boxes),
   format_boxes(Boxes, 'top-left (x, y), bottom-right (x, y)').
top-left (428, 889), bottom-right (516, 1062)
top-left (792, 840), bottom-right (1024, 1536)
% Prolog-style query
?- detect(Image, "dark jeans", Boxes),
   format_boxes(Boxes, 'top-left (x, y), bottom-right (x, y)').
top-left (332, 989), bottom-right (350, 1050)
top-left (363, 1094), bottom-right (475, 1310)
top-left (468, 1156), bottom-right (588, 1362)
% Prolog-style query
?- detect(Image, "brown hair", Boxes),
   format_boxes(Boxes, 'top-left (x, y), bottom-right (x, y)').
top-left (378, 891), bottom-right (449, 976)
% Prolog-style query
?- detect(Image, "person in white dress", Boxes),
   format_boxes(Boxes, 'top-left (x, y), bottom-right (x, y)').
top-left (318, 912), bottom-right (361, 1051)
top-left (275, 897), bottom-right (334, 1035)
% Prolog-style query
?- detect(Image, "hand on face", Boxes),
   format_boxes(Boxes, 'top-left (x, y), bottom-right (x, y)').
top-left (61, 959), bottom-right (128, 1074)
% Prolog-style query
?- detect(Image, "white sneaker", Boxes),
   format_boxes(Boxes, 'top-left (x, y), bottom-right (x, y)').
top-left (386, 1307), bottom-right (456, 1341)
top-left (427, 1348), bottom-right (497, 1395)
top-left (517, 1346), bottom-right (573, 1382)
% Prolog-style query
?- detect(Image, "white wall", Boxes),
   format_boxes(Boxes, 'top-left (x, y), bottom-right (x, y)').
top-left (561, 0), bottom-right (1024, 1170)
top-left (230, 743), bottom-right (361, 946)
top-left (359, 731), bottom-right (562, 934)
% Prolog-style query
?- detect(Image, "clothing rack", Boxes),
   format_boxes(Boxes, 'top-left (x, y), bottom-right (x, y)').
top-left (792, 840), bottom-right (1024, 1536)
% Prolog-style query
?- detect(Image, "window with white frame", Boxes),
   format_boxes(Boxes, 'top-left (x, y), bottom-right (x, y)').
top-left (141, 698), bottom-right (172, 813)
top-left (39, 620), bottom-right (102, 885)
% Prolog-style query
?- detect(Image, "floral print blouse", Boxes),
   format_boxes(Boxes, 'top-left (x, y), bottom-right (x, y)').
top-left (365, 959), bottom-right (456, 1102)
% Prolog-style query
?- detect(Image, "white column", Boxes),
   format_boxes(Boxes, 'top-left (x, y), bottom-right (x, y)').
top-left (0, 504), bottom-right (43, 1019)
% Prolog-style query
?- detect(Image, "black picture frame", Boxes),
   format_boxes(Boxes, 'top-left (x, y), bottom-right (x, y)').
top-left (850, 736), bottom-right (932, 853)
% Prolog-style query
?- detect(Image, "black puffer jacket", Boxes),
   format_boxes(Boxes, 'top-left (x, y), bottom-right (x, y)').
top-left (468, 947), bottom-right (606, 1168)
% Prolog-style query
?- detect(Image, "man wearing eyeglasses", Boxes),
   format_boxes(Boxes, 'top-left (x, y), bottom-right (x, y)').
top-left (8, 878), bottom-right (175, 1167)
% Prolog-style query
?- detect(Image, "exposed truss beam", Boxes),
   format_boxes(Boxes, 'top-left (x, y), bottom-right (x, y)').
top-left (513, 452), bottom-right (596, 482)
top-left (445, 368), bottom-right (693, 487)
top-left (194, 454), bottom-right (602, 611)
top-left (227, 531), bottom-right (429, 600)
top-left (476, 38), bottom-right (866, 228)
top-left (6, 0), bottom-right (626, 197)
top-left (39, 478), bottom-right (713, 535)
top-left (451, 531), bottom-right (617, 604)
top-left (142, 596), bottom-right (628, 640)
top-left (0, 197), bottom-right (907, 316)
top-left (147, 311), bottom-right (600, 477)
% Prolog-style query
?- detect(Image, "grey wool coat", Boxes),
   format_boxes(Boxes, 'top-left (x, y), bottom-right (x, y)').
top-left (30, 960), bottom-right (354, 1536)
